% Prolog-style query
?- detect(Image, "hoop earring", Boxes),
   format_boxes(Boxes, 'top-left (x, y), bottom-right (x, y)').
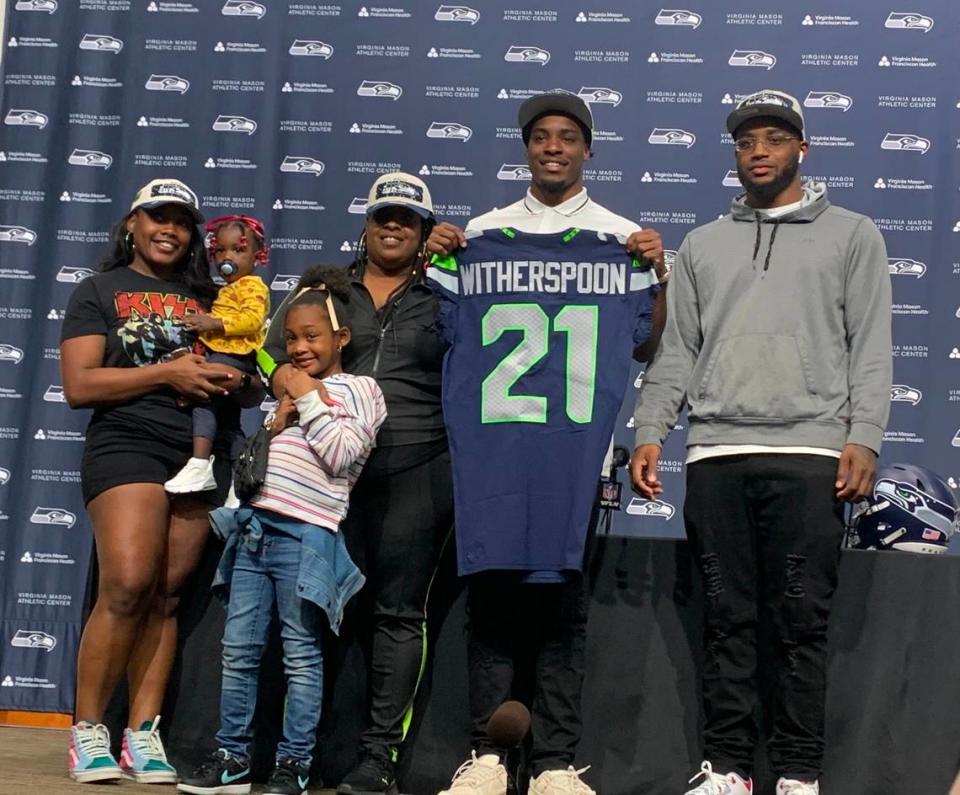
top-left (124, 231), bottom-right (134, 252)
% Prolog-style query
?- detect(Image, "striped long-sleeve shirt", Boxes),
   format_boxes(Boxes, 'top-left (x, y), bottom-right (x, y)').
top-left (250, 373), bottom-right (387, 531)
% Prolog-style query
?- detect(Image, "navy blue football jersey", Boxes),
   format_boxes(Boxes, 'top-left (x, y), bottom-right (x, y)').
top-left (428, 227), bottom-right (658, 575)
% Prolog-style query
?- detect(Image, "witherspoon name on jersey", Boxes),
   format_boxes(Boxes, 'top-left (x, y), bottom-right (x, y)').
top-left (458, 258), bottom-right (637, 296)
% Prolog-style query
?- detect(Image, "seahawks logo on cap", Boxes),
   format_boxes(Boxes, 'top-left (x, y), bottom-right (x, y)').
top-left (375, 180), bottom-right (424, 203)
top-left (739, 92), bottom-right (794, 110)
top-left (147, 182), bottom-right (198, 207)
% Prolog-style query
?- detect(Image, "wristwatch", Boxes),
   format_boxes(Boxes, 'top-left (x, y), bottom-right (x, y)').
top-left (239, 372), bottom-right (252, 390)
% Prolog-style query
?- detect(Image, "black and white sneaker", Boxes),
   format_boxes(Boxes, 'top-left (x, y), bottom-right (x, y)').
top-left (336, 754), bottom-right (398, 795)
top-left (265, 757), bottom-right (311, 795)
top-left (177, 749), bottom-right (252, 795)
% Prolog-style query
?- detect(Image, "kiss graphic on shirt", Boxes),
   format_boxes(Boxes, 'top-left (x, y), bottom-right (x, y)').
top-left (113, 291), bottom-right (203, 367)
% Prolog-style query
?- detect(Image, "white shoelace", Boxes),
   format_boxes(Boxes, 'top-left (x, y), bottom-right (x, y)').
top-left (448, 752), bottom-right (501, 789)
top-left (687, 761), bottom-right (730, 795)
top-left (75, 723), bottom-right (112, 757)
top-left (536, 766), bottom-right (595, 794)
top-left (128, 715), bottom-right (169, 763)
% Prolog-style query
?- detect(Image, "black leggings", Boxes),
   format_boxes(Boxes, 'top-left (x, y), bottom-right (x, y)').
top-left (341, 447), bottom-right (454, 761)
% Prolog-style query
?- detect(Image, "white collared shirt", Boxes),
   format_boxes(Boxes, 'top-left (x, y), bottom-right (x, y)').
top-left (466, 188), bottom-right (641, 237)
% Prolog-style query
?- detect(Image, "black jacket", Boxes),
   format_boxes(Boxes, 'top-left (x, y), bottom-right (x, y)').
top-left (262, 265), bottom-right (446, 474)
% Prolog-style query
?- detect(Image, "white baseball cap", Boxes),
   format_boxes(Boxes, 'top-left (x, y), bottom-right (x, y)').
top-left (366, 172), bottom-right (434, 219)
top-left (129, 178), bottom-right (204, 223)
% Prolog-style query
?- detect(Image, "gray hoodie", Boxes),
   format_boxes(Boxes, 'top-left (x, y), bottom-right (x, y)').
top-left (633, 183), bottom-right (892, 454)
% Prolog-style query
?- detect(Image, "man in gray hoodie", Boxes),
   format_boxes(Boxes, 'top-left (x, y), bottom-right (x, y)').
top-left (630, 90), bottom-right (892, 795)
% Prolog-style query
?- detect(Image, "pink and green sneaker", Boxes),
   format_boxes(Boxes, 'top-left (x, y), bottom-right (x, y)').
top-left (120, 715), bottom-right (178, 783)
top-left (68, 721), bottom-right (124, 783)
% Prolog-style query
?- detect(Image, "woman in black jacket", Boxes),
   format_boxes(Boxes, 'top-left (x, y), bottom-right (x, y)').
top-left (261, 173), bottom-right (452, 795)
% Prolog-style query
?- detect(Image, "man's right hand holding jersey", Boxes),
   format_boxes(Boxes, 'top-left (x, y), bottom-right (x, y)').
top-left (630, 444), bottom-right (664, 499)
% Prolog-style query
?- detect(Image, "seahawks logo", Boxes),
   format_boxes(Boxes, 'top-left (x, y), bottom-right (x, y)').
top-left (874, 478), bottom-right (956, 536)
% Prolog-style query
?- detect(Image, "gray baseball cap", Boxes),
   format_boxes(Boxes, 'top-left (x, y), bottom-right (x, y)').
top-left (726, 89), bottom-right (805, 137)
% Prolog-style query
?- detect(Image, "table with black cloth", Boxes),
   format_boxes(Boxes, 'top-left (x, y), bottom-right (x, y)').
top-left (118, 538), bottom-right (960, 795)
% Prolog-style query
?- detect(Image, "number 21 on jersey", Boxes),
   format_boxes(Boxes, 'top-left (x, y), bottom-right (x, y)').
top-left (481, 303), bottom-right (598, 425)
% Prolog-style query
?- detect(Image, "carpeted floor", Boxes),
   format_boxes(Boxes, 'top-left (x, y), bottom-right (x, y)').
top-left (0, 726), bottom-right (337, 794)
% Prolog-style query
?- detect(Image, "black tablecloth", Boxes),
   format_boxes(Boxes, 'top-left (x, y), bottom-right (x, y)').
top-left (132, 538), bottom-right (960, 795)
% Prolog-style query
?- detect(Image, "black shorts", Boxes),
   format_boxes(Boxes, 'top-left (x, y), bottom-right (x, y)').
top-left (81, 423), bottom-right (231, 505)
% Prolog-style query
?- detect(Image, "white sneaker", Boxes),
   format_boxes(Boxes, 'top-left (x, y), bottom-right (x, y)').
top-left (776, 778), bottom-right (819, 795)
top-left (685, 761), bottom-right (753, 795)
top-left (529, 766), bottom-right (595, 795)
top-left (165, 456), bottom-right (217, 493)
top-left (438, 751), bottom-right (507, 795)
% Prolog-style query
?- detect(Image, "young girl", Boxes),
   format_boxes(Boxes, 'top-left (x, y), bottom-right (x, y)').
top-left (165, 215), bottom-right (271, 494)
top-left (178, 269), bottom-right (386, 795)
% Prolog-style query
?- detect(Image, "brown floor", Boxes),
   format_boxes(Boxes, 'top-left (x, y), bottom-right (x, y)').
top-left (0, 727), bottom-right (337, 794)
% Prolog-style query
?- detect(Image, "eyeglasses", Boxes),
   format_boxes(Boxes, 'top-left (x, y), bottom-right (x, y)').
top-left (734, 134), bottom-right (799, 152)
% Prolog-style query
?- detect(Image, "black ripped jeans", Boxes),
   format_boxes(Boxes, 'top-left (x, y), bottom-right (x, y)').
top-left (684, 454), bottom-right (844, 781)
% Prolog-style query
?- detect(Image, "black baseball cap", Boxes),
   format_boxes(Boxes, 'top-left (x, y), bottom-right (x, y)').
top-left (725, 89), bottom-right (805, 138)
top-left (518, 91), bottom-right (594, 146)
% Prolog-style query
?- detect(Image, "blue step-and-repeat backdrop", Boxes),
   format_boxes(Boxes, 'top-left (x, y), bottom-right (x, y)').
top-left (0, 0), bottom-right (957, 713)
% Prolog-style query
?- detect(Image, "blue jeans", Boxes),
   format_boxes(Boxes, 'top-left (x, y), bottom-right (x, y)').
top-left (216, 527), bottom-right (325, 764)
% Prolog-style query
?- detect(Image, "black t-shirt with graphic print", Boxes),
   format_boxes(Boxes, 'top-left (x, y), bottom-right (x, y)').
top-left (60, 266), bottom-right (205, 444)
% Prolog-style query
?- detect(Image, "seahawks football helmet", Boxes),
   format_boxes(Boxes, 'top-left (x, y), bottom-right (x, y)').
top-left (846, 463), bottom-right (959, 554)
